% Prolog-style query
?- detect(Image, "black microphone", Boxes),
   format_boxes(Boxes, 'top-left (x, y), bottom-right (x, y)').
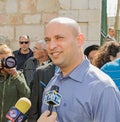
top-left (44, 85), bottom-right (62, 115)
top-left (6, 97), bottom-right (31, 122)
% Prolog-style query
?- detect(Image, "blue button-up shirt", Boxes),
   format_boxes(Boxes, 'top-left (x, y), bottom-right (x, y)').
top-left (42, 59), bottom-right (120, 122)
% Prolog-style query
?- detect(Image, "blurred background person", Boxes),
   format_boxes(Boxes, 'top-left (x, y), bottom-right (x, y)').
top-left (13, 35), bottom-right (33, 71)
top-left (101, 58), bottom-right (120, 90)
top-left (92, 41), bottom-right (120, 68)
top-left (84, 44), bottom-right (99, 63)
top-left (23, 40), bottom-right (51, 87)
top-left (0, 44), bottom-right (30, 122)
top-left (105, 27), bottom-right (116, 42)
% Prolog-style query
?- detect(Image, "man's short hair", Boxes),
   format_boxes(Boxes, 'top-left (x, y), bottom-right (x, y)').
top-left (19, 35), bottom-right (30, 40)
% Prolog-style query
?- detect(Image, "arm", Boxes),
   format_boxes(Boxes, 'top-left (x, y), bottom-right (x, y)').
top-left (5, 68), bottom-right (31, 98)
top-left (94, 87), bottom-right (120, 122)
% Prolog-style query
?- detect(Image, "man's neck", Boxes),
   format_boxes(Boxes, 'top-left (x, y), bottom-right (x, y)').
top-left (20, 48), bottom-right (30, 54)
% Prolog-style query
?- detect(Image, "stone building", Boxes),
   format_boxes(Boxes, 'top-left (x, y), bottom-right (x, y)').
top-left (0, 0), bottom-right (101, 50)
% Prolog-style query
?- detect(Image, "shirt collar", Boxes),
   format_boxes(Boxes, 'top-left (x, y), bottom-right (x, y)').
top-left (56, 58), bottom-right (90, 83)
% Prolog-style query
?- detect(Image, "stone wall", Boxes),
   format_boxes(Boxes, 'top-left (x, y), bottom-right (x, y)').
top-left (0, 0), bottom-right (101, 50)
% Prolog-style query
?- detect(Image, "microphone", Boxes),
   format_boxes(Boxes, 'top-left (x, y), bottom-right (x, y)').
top-left (44, 85), bottom-right (62, 115)
top-left (6, 97), bottom-right (31, 122)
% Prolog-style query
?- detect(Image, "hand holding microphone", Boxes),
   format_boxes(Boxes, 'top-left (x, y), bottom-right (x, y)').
top-left (37, 110), bottom-right (57, 122)
top-left (44, 85), bottom-right (62, 116)
top-left (6, 97), bottom-right (31, 122)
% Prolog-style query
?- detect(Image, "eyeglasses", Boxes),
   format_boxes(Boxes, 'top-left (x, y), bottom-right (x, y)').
top-left (19, 41), bottom-right (29, 44)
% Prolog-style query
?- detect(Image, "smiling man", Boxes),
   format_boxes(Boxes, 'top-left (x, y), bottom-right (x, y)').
top-left (41, 17), bottom-right (120, 122)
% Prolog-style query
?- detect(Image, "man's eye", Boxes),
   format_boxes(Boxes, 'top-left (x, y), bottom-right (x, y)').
top-left (44, 38), bottom-right (50, 42)
top-left (56, 36), bottom-right (64, 40)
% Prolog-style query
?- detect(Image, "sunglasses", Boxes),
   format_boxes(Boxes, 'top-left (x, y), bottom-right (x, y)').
top-left (19, 41), bottom-right (29, 44)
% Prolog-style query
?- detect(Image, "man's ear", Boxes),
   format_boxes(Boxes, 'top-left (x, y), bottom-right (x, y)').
top-left (77, 33), bottom-right (84, 45)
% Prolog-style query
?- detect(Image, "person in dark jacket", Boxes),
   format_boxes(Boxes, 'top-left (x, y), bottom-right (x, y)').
top-left (23, 40), bottom-right (51, 86)
top-left (27, 63), bottom-right (56, 122)
top-left (13, 35), bottom-right (33, 70)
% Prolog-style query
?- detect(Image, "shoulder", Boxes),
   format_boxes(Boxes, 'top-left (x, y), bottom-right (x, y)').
top-left (23, 57), bottom-right (36, 68)
top-left (84, 64), bottom-right (116, 89)
top-left (101, 58), bottom-right (120, 71)
top-left (29, 48), bottom-right (33, 54)
top-left (25, 57), bottom-right (35, 62)
top-left (37, 62), bottom-right (55, 70)
top-left (13, 50), bottom-right (19, 55)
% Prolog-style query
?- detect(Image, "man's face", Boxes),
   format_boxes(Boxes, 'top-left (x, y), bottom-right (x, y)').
top-left (109, 29), bottom-right (115, 37)
top-left (88, 50), bottom-right (98, 63)
top-left (44, 22), bottom-right (81, 67)
top-left (33, 43), bottom-right (48, 60)
top-left (19, 37), bottom-right (30, 51)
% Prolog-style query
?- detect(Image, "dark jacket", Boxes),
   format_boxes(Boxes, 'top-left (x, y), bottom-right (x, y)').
top-left (27, 63), bottom-right (55, 122)
top-left (23, 57), bottom-right (39, 86)
top-left (23, 57), bottom-right (52, 86)
top-left (13, 48), bottom-right (33, 70)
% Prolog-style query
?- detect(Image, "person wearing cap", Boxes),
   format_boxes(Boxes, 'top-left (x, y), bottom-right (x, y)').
top-left (84, 44), bottom-right (99, 63)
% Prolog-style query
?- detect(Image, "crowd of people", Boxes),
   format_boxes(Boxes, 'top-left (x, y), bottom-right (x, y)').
top-left (0, 17), bottom-right (120, 122)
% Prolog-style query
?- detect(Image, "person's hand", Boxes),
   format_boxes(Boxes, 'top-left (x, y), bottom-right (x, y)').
top-left (37, 110), bottom-right (57, 122)
top-left (3, 68), bottom-right (18, 77)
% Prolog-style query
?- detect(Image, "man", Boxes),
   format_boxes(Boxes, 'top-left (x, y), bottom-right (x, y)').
top-left (23, 40), bottom-right (50, 86)
top-left (37, 111), bottom-right (57, 122)
top-left (105, 27), bottom-right (116, 41)
top-left (41, 17), bottom-right (120, 122)
top-left (84, 44), bottom-right (99, 63)
top-left (13, 35), bottom-right (33, 70)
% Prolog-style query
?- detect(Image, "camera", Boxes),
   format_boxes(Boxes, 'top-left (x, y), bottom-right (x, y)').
top-left (0, 56), bottom-right (17, 70)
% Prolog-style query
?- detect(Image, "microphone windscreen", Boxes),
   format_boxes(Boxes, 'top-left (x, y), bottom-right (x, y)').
top-left (15, 97), bottom-right (31, 114)
top-left (51, 85), bottom-right (59, 92)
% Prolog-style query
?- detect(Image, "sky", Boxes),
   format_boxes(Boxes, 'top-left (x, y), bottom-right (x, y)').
top-left (107, 0), bottom-right (118, 16)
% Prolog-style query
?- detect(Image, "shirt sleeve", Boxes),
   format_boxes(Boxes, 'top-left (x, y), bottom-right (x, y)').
top-left (11, 71), bottom-right (30, 98)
